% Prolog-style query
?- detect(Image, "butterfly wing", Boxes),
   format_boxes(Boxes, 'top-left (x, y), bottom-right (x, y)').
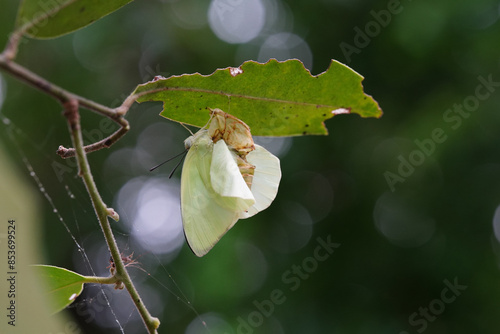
top-left (181, 131), bottom-right (241, 257)
top-left (239, 144), bottom-right (281, 219)
top-left (210, 140), bottom-right (255, 212)
top-left (181, 115), bottom-right (281, 256)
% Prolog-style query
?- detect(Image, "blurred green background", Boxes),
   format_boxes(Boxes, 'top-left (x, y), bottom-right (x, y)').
top-left (1, 0), bottom-right (500, 333)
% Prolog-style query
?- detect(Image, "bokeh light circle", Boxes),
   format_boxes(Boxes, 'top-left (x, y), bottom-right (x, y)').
top-left (115, 176), bottom-right (184, 255)
top-left (258, 32), bottom-right (313, 70)
top-left (208, 0), bottom-right (266, 44)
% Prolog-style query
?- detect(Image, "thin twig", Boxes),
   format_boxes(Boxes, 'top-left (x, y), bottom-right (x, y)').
top-left (56, 122), bottom-right (130, 158)
top-left (62, 98), bottom-right (159, 334)
top-left (5, 0), bottom-right (75, 60)
top-left (0, 55), bottom-right (118, 118)
top-left (0, 53), bottom-right (131, 155)
top-left (3, 31), bottom-right (23, 61)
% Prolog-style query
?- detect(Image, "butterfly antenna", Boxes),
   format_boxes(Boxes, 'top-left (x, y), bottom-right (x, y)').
top-left (180, 110), bottom-right (214, 137)
top-left (168, 152), bottom-right (187, 179)
top-left (149, 149), bottom-right (187, 172)
top-left (180, 122), bottom-right (194, 136)
top-left (203, 108), bottom-right (217, 128)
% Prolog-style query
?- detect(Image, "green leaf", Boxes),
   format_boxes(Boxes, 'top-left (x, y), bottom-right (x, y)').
top-left (133, 59), bottom-right (382, 136)
top-left (32, 265), bottom-right (86, 313)
top-left (16, 0), bottom-right (134, 39)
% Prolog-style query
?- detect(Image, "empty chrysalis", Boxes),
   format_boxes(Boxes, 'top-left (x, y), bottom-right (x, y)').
top-left (181, 108), bottom-right (281, 256)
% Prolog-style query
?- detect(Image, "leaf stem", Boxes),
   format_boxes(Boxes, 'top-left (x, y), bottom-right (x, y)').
top-left (62, 99), bottom-right (159, 334)
top-left (82, 275), bottom-right (118, 285)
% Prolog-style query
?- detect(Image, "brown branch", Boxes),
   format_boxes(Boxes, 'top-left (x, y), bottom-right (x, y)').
top-left (56, 120), bottom-right (130, 158)
top-left (0, 53), bottom-right (132, 155)
top-left (0, 54), bottom-right (120, 118)
top-left (3, 31), bottom-right (23, 61)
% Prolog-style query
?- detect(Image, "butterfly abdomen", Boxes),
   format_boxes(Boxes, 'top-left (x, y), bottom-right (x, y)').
top-left (235, 154), bottom-right (256, 190)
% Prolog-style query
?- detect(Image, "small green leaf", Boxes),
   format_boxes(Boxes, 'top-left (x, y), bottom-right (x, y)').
top-left (133, 59), bottom-right (382, 136)
top-left (16, 0), bottom-right (134, 39)
top-left (32, 265), bottom-right (86, 313)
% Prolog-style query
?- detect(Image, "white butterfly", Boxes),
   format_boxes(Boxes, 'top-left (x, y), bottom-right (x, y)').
top-left (181, 109), bottom-right (281, 257)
